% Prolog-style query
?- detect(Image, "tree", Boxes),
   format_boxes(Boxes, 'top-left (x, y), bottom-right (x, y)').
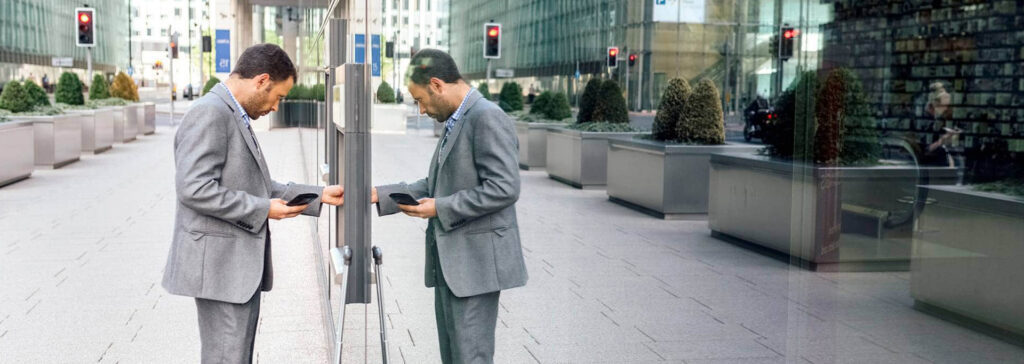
top-left (55, 72), bottom-right (84, 105)
top-left (530, 91), bottom-right (552, 116)
top-left (679, 79), bottom-right (725, 144)
top-left (763, 71), bottom-right (818, 160)
top-left (89, 74), bottom-right (110, 100)
top-left (498, 82), bottom-right (523, 111)
top-left (0, 81), bottom-right (32, 113)
top-left (591, 80), bottom-right (629, 124)
top-left (477, 82), bottom-right (491, 100)
top-left (577, 78), bottom-right (603, 123)
top-left (651, 78), bottom-right (691, 141)
top-left (376, 81), bottom-right (396, 103)
top-left (202, 76), bottom-right (221, 96)
top-left (546, 92), bottom-right (572, 120)
top-left (23, 80), bottom-right (50, 107)
top-left (110, 72), bottom-right (139, 101)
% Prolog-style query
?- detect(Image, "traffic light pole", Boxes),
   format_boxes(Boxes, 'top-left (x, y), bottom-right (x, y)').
top-left (486, 59), bottom-right (492, 89)
top-left (169, 25), bottom-right (175, 126)
top-left (86, 48), bottom-right (92, 86)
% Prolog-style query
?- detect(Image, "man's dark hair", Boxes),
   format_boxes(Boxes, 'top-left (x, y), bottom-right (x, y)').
top-left (231, 44), bottom-right (297, 82)
top-left (407, 48), bottom-right (462, 86)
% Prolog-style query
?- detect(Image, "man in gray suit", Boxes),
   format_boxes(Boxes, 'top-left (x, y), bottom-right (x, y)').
top-left (162, 44), bottom-right (344, 363)
top-left (371, 49), bottom-right (528, 364)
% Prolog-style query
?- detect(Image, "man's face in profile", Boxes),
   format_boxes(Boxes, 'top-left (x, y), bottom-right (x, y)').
top-left (243, 75), bottom-right (293, 120)
top-left (408, 81), bottom-right (451, 123)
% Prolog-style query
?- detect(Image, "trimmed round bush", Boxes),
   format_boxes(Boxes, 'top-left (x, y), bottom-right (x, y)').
top-left (498, 82), bottom-right (523, 112)
top-left (202, 76), bottom-right (221, 96)
top-left (110, 72), bottom-right (139, 101)
top-left (591, 80), bottom-right (629, 124)
top-left (652, 78), bottom-right (691, 142)
top-left (546, 92), bottom-right (572, 120)
top-left (478, 82), bottom-right (491, 100)
top-left (23, 80), bottom-right (50, 107)
top-left (529, 91), bottom-right (552, 116)
top-left (377, 81), bottom-right (396, 103)
top-left (678, 79), bottom-right (725, 144)
top-left (763, 71), bottom-right (818, 160)
top-left (55, 72), bottom-right (84, 105)
top-left (0, 81), bottom-right (33, 113)
top-left (89, 74), bottom-right (110, 100)
top-left (577, 78), bottom-right (603, 123)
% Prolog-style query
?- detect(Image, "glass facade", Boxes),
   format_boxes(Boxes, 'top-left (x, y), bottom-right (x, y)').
top-left (0, 0), bottom-right (129, 82)
top-left (448, 0), bottom-right (1024, 359)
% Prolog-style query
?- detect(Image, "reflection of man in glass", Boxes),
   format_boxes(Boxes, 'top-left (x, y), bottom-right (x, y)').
top-left (920, 82), bottom-right (957, 166)
top-left (925, 82), bottom-right (951, 123)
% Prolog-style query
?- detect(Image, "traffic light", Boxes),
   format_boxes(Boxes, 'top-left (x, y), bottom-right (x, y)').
top-left (628, 53), bottom-right (637, 67)
top-left (76, 8), bottom-right (95, 47)
top-left (170, 34), bottom-right (179, 59)
top-left (484, 23), bottom-right (501, 59)
top-left (780, 26), bottom-right (799, 60)
top-left (607, 47), bottom-right (619, 68)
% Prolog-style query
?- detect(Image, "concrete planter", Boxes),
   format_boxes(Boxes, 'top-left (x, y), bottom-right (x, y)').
top-left (515, 121), bottom-right (567, 170)
top-left (708, 153), bottom-right (958, 271)
top-left (372, 104), bottom-right (408, 134)
top-left (138, 102), bottom-right (156, 135)
top-left (0, 120), bottom-right (35, 187)
top-left (545, 127), bottom-right (641, 189)
top-left (17, 114), bottom-right (82, 169)
top-left (911, 185), bottom-right (1024, 338)
top-left (113, 104), bottom-right (139, 143)
top-left (606, 137), bottom-right (761, 219)
top-left (68, 108), bottom-right (114, 154)
top-left (277, 100), bottom-right (319, 128)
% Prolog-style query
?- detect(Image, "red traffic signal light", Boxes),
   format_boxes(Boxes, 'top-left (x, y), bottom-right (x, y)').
top-left (76, 8), bottom-right (95, 47)
top-left (484, 23), bottom-right (501, 59)
top-left (628, 53), bottom-right (637, 67)
top-left (783, 29), bottom-right (800, 39)
top-left (607, 47), bottom-right (619, 68)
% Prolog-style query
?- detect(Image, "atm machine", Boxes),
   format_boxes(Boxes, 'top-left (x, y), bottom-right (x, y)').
top-left (323, 17), bottom-right (390, 364)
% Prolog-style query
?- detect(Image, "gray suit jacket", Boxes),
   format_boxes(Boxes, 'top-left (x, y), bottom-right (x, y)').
top-left (162, 85), bottom-right (323, 304)
top-left (376, 91), bottom-right (528, 298)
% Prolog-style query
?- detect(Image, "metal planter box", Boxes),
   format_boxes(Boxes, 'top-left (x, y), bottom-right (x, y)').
top-left (708, 153), bottom-right (958, 271)
top-left (17, 114), bottom-right (82, 169)
top-left (911, 186), bottom-right (1024, 337)
top-left (545, 127), bottom-right (641, 189)
top-left (0, 120), bottom-right (35, 187)
top-left (138, 102), bottom-right (156, 135)
top-left (113, 104), bottom-right (139, 143)
top-left (515, 121), bottom-right (565, 170)
top-left (69, 108), bottom-right (114, 154)
top-left (606, 137), bottom-right (761, 219)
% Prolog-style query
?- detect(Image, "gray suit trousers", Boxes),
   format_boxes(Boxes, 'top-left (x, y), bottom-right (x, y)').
top-left (431, 241), bottom-right (500, 364)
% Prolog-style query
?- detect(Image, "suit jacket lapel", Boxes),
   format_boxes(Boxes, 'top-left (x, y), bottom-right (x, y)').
top-left (211, 87), bottom-right (272, 192)
top-left (437, 91), bottom-right (483, 172)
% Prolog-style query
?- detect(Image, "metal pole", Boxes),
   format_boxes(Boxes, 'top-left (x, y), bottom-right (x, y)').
top-left (636, 52), bottom-right (643, 111)
top-left (486, 59), bottom-right (492, 88)
top-left (372, 246), bottom-right (390, 364)
top-left (86, 48), bottom-right (93, 86)
top-left (625, 54), bottom-right (630, 110)
top-left (169, 25), bottom-right (175, 125)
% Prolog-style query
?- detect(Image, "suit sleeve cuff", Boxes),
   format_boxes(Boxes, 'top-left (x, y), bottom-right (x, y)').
top-left (374, 184), bottom-right (404, 217)
top-left (236, 197), bottom-right (270, 234)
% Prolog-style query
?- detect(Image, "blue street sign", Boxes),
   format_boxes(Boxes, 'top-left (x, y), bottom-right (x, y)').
top-left (371, 35), bottom-right (381, 77)
top-left (354, 34), bottom-right (366, 64)
top-left (215, 29), bottom-right (231, 73)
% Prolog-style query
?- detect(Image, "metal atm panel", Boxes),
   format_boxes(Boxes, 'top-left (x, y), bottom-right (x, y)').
top-left (333, 63), bottom-right (372, 304)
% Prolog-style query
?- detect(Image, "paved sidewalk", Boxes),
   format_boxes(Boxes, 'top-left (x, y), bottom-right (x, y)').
top-left (2, 122), bottom-right (1024, 364)
top-left (0, 124), bottom-right (328, 363)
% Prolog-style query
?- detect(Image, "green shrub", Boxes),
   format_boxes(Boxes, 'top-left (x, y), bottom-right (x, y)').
top-left (23, 80), bottom-right (49, 107)
top-left (202, 76), bottom-right (221, 95)
top-left (478, 82), bottom-right (491, 100)
top-left (678, 79), bottom-right (725, 144)
top-left (89, 74), bottom-right (110, 100)
top-left (567, 122), bottom-right (635, 132)
top-left (530, 91), bottom-right (552, 116)
top-left (110, 72), bottom-right (139, 101)
top-left (652, 78), bottom-right (691, 142)
top-left (85, 97), bottom-right (129, 108)
top-left (0, 81), bottom-right (32, 113)
top-left (311, 83), bottom-right (326, 101)
top-left (55, 72), bottom-right (84, 105)
top-left (829, 68), bottom-right (880, 166)
top-left (376, 81), bottom-right (396, 103)
top-left (287, 84), bottom-right (306, 99)
top-left (591, 80), bottom-right (629, 124)
top-left (577, 78), bottom-right (603, 123)
top-left (975, 179), bottom-right (1024, 198)
top-left (546, 92), bottom-right (572, 120)
top-left (763, 71), bottom-right (818, 161)
top-left (498, 82), bottom-right (523, 112)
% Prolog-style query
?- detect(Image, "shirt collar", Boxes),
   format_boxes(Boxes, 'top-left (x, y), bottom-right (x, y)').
top-left (445, 88), bottom-right (476, 128)
top-left (219, 83), bottom-right (251, 125)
